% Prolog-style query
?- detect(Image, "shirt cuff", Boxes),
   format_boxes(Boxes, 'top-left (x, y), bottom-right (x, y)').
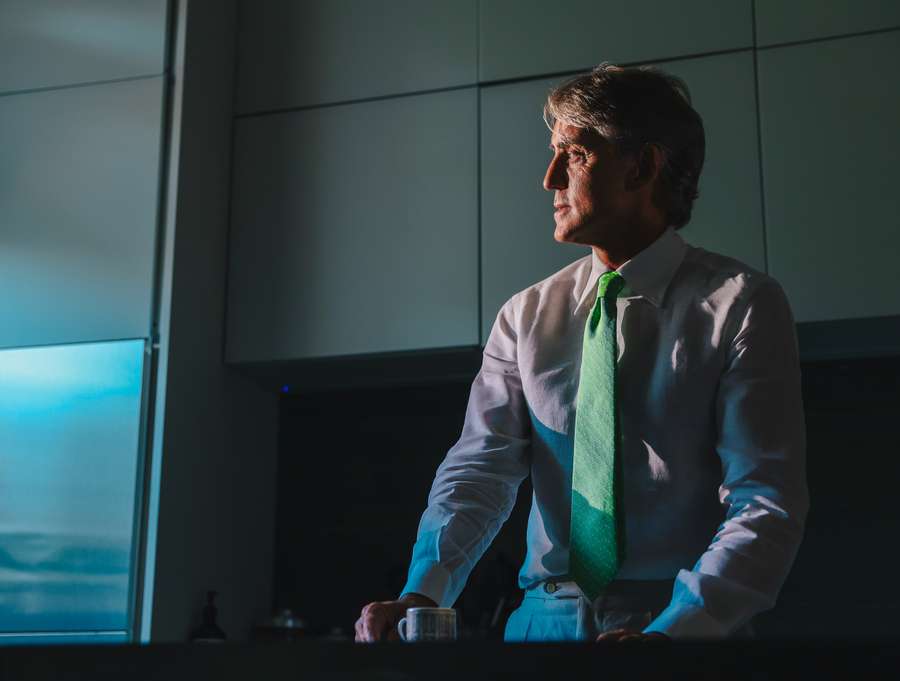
top-left (643, 602), bottom-right (728, 639)
top-left (399, 560), bottom-right (452, 607)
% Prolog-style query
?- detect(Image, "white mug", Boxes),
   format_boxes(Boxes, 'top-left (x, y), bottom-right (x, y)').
top-left (397, 607), bottom-right (457, 642)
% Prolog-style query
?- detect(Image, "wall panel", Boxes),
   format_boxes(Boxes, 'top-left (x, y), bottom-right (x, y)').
top-left (479, 0), bottom-right (752, 82)
top-left (227, 89), bottom-right (479, 362)
top-left (0, 77), bottom-right (164, 349)
top-left (759, 31), bottom-right (900, 322)
top-left (756, 0), bottom-right (900, 47)
top-left (235, 0), bottom-right (477, 113)
top-left (0, 0), bottom-right (167, 95)
top-left (664, 51), bottom-right (766, 275)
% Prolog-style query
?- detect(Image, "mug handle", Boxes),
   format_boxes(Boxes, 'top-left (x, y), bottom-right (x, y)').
top-left (397, 617), bottom-right (408, 642)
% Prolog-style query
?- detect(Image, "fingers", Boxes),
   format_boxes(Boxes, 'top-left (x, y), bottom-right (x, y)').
top-left (354, 602), bottom-right (393, 643)
top-left (356, 604), bottom-right (379, 642)
top-left (595, 629), bottom-right (669, 644)
top-left (596, 628), bottom-right (631, 642)
top-left (616, 633), bottom-right (645, 643)
top-left (354, 617), bottom-right (364, 642)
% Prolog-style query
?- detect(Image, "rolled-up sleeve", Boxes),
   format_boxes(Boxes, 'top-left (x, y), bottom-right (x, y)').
top-left (645, 277), bottom-right (809, 638)
top-left (400, 300), bottom-right (532, 607)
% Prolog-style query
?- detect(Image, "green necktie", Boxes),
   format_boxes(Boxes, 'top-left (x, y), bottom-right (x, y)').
top-left (570, 270), bottom-right (626, 602)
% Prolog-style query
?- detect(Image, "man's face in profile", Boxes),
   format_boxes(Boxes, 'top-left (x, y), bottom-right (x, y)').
top-left (543, 121), bottom-right (636, 249)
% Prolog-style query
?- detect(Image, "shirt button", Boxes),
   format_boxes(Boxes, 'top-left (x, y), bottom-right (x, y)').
top-left (544, 581), bottom-right (558, 594)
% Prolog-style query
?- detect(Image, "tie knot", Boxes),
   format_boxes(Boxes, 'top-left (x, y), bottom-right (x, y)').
top-left (597, 271), bottom-right (626, 301)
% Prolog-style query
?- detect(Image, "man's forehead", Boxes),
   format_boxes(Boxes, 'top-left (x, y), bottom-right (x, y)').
top-left (550, 122), bottom-right (600, 147)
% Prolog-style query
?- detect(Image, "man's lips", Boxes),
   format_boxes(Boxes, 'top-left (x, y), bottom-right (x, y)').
top-left (554, 205), bottom-right (570, 214)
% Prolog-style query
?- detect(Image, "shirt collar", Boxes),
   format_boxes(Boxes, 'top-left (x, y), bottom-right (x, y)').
top-left (575, 226), bottom-right (688, 313)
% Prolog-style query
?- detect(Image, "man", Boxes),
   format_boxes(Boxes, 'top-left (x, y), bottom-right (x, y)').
top-left (355, 63), bottom-right (808, 643)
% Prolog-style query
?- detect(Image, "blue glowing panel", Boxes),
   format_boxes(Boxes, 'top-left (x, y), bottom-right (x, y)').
top-left (0, 340), bottom-right (145, 636)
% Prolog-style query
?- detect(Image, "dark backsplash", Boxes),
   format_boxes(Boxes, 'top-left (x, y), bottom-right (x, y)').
top-left (274, 355), bottom-right (900, 639)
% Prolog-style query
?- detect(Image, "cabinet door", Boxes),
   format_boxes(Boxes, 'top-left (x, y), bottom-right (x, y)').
top-left (480, 51), bottom-right (766, 344)
top-left (0, 0), bottom-right (167, 95)
top-left (0, 77), bottom-right (164, 350)
top-left (759, 31), bottom-right (900, 322)
top-left (479, 0), bottom-right (752, 82)
top-left (226, 89), bottom-right (479, 362)
top-left (235, 0), bottom-right (477, 113)
top-left (756, 0), bottom-right (900, 47)
top-left (662, 51), bottom-right (766, 275)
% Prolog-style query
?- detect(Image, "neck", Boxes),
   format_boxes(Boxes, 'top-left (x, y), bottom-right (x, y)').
top-left (591, 220), bottom-right (668, 270)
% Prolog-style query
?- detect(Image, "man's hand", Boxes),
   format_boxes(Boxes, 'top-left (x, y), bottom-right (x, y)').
top-left (354, 592), bottom-right (437, 642)
top-left (595, 629), bottom-right (671, 643)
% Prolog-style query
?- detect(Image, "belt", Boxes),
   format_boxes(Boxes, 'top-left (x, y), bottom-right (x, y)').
top-left (527, 577), bottom-right (676, 611)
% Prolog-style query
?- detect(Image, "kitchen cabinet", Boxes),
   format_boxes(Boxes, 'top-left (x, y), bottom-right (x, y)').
top-left (226, 88), bottom-right (479, 362)
top-left (479, 0), bottom-right (752, 82)
top-left (755, 0), bottom-right (900, 47)
top-left (758, 30), bottom-right (900, 322)
top-left (234, 0), bottom-right (477, 114)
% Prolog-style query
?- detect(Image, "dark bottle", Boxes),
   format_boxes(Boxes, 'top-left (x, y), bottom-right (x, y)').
top-left (190, 590), bottom-right (227, 643)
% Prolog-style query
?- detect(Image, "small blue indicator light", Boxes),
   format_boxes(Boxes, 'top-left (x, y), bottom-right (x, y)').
top-left (281, 385), bottom-right (290, 393)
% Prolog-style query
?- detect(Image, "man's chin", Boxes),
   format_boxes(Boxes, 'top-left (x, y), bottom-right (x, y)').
top-left (554, 225), bottom-right (585, 245)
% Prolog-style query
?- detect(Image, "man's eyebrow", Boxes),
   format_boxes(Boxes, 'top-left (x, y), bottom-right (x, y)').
top-left (549, 136), bottom-right (578, 150)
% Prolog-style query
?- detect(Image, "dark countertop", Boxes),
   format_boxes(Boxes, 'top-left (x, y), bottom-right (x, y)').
top-left (2, 639), bottom-right (898, 680)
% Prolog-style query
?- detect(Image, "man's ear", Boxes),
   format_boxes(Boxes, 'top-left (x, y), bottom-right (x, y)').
top-left (624, 143), bottom-right (664, 192)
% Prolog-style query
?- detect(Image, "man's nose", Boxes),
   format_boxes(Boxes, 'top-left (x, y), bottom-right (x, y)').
top-left (543, 154), bottom-right (567, 192)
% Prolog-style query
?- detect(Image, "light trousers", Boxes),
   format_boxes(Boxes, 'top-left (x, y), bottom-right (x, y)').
top-left (505, 578), bottom-right (696, 642)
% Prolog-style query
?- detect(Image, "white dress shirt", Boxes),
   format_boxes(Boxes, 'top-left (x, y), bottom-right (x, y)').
top-left (400, 226), bottom-right (809, 638)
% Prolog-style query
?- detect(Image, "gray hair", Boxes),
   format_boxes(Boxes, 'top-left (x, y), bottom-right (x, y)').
top-left (543, 62), bottom-right (705, 230)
